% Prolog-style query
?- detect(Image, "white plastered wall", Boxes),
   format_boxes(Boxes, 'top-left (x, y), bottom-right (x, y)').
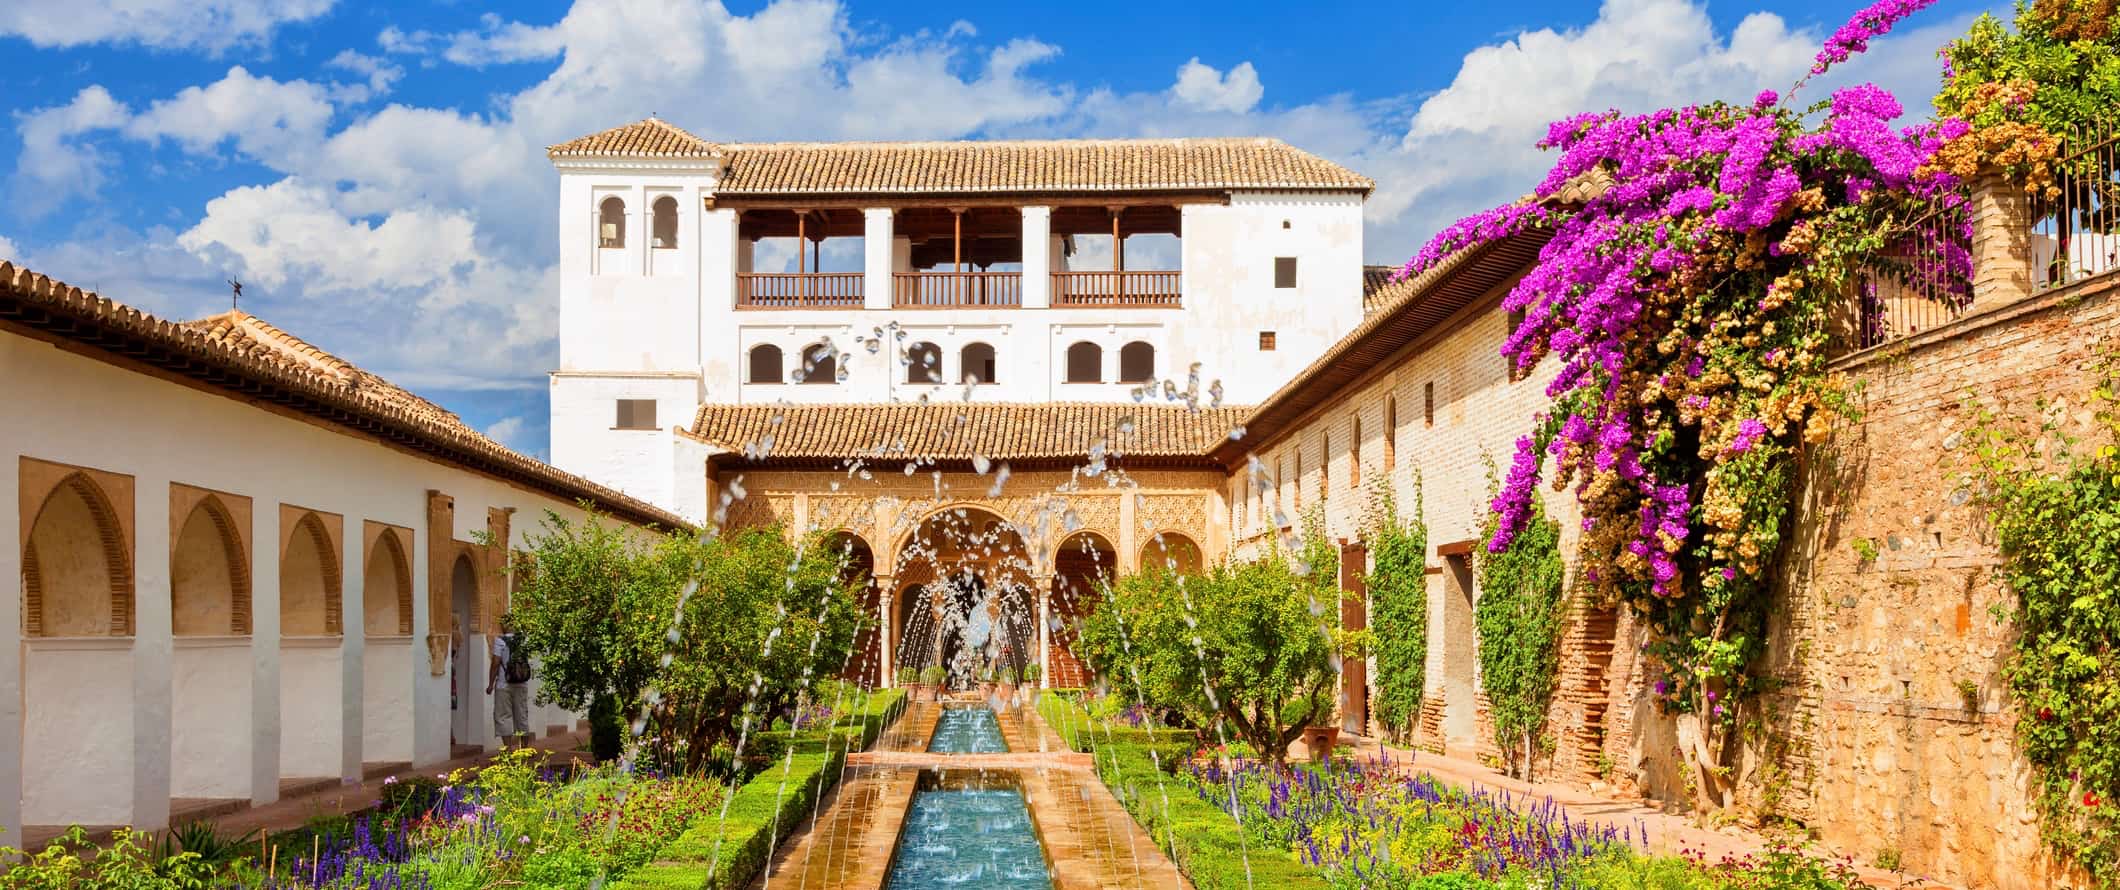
top-left (1, 328), bottom-right (621, 839)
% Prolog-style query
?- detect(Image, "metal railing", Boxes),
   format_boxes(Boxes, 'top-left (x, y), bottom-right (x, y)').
top-left (1835, 197), bottom-right (1974, 353)
top-left (735, 273), bottom-right (864, 309)
top-left (892, 272), bottom-right (1021, 308)
top-left (1051, 271), bottom-right (1182, 307)
top-left (2032, 121), bottom-right (2120, 290)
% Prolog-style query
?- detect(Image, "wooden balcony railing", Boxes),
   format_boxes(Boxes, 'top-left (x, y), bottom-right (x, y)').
top-left (1051, 271), bottom-right (1182, 308)
top-left (892, 272), bottom-right (1021, 308)
top-left (736, 272), bottom-right (864, 309)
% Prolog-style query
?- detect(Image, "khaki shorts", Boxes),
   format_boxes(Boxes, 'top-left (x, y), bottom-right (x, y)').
top-left (494, 683), bottom-right (531, 737)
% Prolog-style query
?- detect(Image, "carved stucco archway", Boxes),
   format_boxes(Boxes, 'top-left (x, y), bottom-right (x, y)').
top-left (171, 486), bottom-right (251, 636)
top-left (279, 507), bottom-right (343, 637)
top-left (20, 461), bottom-right (134, 637)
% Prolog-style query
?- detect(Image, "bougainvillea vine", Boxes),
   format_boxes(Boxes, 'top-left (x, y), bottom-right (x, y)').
top-left (1397, 0), bottom-right (1968, 809)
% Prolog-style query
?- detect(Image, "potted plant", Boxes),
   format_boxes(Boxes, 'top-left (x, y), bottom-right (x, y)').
top-left (1021, 662), bottom-right (1042, 691)
top-left (994, 666), bottom-right (1018, 707)
top-left (895, 667), bottom-right (920, 699)
top-left (919, 665), bottom-right (947, 701)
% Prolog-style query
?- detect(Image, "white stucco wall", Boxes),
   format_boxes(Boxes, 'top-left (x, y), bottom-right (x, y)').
top-left (1, 327), bottom-right (613, 839)
top-left (173, 641), bottom-right (252, 798)
top-left (362, 638), bottom-right (415, 764)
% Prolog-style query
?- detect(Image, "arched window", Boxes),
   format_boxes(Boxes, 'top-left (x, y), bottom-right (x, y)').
top-left (800, 343), bottom-right (837, 384)
top-left (961, 342), bottom-right (997, 384)
top-left (651, 195), bottom-right (678, 249)
top-left (23, 472), bottom-right (132, 637)
top-left (280, 512), bottom-right (342, 637)
top-left (172, 495), bottom-right (250, 636)
top-left (1065, 342), bottom-right (1103, 383)
top-left (748, 344), bottom-right (783, 384)
top-left (598, 196), bottom-right (626, 248)
top-left (1350, 417), bottom-right (1362, 488)
top-left (1118, 341), bottom-right (1155, 383)
top-left (906, 341), bottom-right (942, 384)
top-left (364, 529), bottom-right (412, 637)
top-left (1385, 397), bottom-right (1397, 470)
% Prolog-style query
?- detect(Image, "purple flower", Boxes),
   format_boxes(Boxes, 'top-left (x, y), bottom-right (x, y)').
top-left (1813, 0), bottom-right (1941, 76)
top-left (1727, 418), bottom-right (1770, 455)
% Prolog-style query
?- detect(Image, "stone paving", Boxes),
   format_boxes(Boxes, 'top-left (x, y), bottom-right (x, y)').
top-left (753, 697), bottom-right (1189, 889)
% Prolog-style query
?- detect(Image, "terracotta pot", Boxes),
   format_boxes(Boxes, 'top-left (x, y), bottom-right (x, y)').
top-left (994, 683), bottom-right (1018, 706)
top-left (1303, 725), bottom-right (1342, 761)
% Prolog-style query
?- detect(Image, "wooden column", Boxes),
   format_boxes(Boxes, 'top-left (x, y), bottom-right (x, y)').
top-left (951, 208), bottom-right (966, 305)
top-left (795, 210), bottom-right (808, 305)
top-left (1110, 206), bottom-right (1126, 303)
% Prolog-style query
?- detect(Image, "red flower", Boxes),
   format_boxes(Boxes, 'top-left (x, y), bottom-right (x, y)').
top-left (2086, 792), bottom-right (2101, 808)
top-left (2039, 707), bottom-right (2054, 722)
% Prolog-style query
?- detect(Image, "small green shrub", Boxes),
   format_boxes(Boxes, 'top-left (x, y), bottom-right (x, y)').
top-left (0, 827), bottom-right (217, 889)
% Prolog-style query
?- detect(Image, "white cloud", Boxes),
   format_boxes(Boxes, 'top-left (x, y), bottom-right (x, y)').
top-left (0, 0), bottom-right (332, 51)
top-left (124, 67), bottom-right (336, 162)
top-left (439, 13), bottom-right (570, 66)
top-left (1172, 58), bottom-right (1263, 114)
top-left (485, 415), bottom-right (529, 446)
top-left (10, 86), bottom-right (131, 212)
top-left (0, 235), bottom-right (20, 262)
top-left (325, 50), bottom-right (404, 103)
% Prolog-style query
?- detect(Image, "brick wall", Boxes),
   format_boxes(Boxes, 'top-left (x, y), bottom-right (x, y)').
top-left (1746, 275), bottom-right (2120, 889)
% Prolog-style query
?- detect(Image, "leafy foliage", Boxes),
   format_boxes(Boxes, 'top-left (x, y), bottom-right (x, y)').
top-left (1968, 353), bottom-right (2120, 885)
top-left (1077, 544), bottom-right (1358, 765)
top-left (510, 510), bottom-right (865, 773)
top-left (1365, 485), bottom-right (1429, 741)
top-left (0, 827), bottom-right (215, 889)
top-left (1475, 494), bottom-right (1567, 779)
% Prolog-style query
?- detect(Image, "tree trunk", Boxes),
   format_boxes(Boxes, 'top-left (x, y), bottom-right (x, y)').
top-left (1675, 711), bottom-right (1732, 811)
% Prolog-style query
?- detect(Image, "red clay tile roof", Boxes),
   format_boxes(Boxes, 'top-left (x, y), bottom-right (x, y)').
top-left (686, 402), bottom-right (1249, 463)
top-left (546, 117), bottom-right (718, 159)
top-left (550, 119), bottom-right (1373, 195)
top-left (0, 262), bottom-right (689, 530)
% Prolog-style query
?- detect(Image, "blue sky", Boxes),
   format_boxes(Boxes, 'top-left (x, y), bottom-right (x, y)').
top-left (0, 0), bottom-right (2000, 458)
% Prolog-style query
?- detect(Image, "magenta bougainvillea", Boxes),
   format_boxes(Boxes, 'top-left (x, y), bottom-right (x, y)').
top-left (1400, 0), bottom-right (1966, 806)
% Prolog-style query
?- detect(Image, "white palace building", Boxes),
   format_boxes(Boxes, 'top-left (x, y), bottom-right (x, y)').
top-left (545, 118), bottom-right (1374, 516)
top-left (0, 118), bottom-right (1381, 841)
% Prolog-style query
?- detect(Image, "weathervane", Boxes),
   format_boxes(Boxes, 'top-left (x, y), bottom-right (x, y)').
top-left (227, 278), bottom-right (243, 311)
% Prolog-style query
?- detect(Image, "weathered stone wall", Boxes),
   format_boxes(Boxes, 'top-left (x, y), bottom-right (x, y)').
top-left (1745, 275), bottom-right (2120, 889)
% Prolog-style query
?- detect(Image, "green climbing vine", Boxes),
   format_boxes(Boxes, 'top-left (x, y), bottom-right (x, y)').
top-left (1475, 491), bottom-right (1567, 781)
top-left (1966, 351), bottom-right (2120, 886)
top-left (1365, 481), bottom-right (1428, 742)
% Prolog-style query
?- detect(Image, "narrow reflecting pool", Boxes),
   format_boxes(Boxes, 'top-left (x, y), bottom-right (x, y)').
top-left (927, 705), bottom-right (1008, 753)
top-left (886, 771), bottom-right (1050, 889)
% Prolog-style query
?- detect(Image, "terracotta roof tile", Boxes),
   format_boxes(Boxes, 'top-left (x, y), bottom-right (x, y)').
top-left (550, 118), bottom-right (1373, 194)
top-left (546, 117), bottom-right (718, 159)
top-left (0, 262), bottom-right (688, 530)
top-left (687, 402), bottom-right (1248, 463)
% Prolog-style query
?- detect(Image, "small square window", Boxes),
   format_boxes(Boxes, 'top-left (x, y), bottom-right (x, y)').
top-left (1274, 257), bottom-right (1298, 288)
top-left (616, 399), bottom-right (657, 430)
top-left (1258, 331), bottom-right (1277, 351)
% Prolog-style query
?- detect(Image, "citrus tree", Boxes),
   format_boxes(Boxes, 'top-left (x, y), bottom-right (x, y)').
top-left (1079, 546), bottom-right (1364, 766)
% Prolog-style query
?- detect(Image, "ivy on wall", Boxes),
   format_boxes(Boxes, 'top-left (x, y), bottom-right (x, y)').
top-left (1365, 484), bottom-right (1428, 742)
top-left (1969, 353), bottom-right (2120, 886)
top-left (1475, 494), bottom-right (1567, 781)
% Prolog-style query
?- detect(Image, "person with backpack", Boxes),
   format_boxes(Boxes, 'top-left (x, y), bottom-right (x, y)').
top-left (487, 614), bottom-right (534, 750)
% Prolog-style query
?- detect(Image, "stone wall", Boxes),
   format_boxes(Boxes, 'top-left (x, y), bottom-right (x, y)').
top-left (1745, 274), bottom-right (2120, 890)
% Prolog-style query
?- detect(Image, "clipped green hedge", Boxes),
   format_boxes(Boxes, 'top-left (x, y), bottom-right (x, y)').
top-left (1035, 692), bottom-right (1328, 890)
top-left (616, 689), bottom-right (904, 890)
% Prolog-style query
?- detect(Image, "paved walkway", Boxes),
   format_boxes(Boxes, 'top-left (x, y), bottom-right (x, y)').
top-left (754, 698), bottom-right (1189, 890)
top-left (1333, 735), bottom-right (1953, 890)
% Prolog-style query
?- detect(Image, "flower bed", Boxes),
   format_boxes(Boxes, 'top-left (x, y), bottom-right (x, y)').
top-left (1180, 750), bottom-right (1876, 890)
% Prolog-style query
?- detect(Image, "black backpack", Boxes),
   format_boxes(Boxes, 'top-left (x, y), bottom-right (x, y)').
top-left (504, 633), bottom-right (533, 684)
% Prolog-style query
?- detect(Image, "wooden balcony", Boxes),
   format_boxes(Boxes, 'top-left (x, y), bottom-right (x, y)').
top-left (736, 272), bottom-right (864, 309)
top-left (892, 272), bottom-right (1021, 308)
top-left (1051, 271), bottom-right (1182, 308)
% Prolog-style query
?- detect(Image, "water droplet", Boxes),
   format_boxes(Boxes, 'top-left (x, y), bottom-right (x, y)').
top-left (1228, 425), bottom-right (1247, 441)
